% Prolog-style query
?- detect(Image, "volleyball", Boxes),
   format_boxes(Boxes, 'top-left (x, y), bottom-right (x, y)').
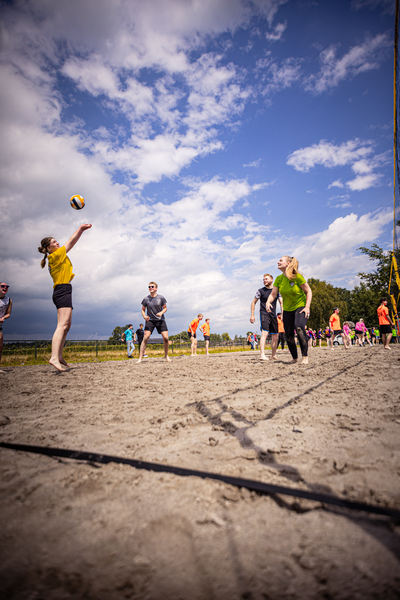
top-left (70, 194), bottom-right (85, 210)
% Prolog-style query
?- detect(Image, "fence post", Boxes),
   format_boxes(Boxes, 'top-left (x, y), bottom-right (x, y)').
top-left (35, 341), bottom-right (37, 359)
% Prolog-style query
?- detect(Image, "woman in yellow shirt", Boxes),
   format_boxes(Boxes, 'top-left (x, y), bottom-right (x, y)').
top-left (38, 224), bottom-right (92, 371)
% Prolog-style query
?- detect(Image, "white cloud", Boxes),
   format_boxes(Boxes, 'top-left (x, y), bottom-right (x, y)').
top-left (328, 180), bottom-right (344, 189)
top-left (293, 210), bottom-right (392, 281)
top-left (259, 57), bottom-right (303, 96)
top-left (346, 173), bottom-right (381, 191)
top-left (265, 21), bottom-right (287, 42)
top-left (305, 33), bottom-right (390, 94)
top-left (243, 159), bottom-right (262, 167)
top-left (287, 139), bottom-right (373, 172)
top-left (287, 138), bottom-right (386, 192)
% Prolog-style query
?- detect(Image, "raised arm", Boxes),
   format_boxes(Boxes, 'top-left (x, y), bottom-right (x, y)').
top-left (65, 224), bottom-right (92, 253)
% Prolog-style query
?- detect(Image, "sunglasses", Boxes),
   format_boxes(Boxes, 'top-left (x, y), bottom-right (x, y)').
top-left (0, 285), bottom-right (9, 289)
top-left (148, 285), bottom-right (156, 289)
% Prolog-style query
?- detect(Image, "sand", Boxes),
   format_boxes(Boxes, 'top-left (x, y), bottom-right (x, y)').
top-left (0, 346), bottom-right (400, 600)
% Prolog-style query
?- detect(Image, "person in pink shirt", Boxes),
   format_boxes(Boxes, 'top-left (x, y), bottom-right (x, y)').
top-left (355, 319), bottom-right (367, 346)
top-left (342, 321), bottom-right (351, 349)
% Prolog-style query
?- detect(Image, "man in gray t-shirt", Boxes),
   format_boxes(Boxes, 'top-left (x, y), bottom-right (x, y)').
top-left (137, 281), bottom-right (171, 364)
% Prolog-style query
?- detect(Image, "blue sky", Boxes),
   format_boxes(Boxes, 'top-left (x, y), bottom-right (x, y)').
top-left (0, 0), bottom-right (396, 339)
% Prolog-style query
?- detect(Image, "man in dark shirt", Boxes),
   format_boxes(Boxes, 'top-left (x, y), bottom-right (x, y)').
top-left (250, 274), bottom-right (282, 361)
top-left (137, 282), bottom-right (171, 363)
top-left (135, 323), bottom-right (147, 358)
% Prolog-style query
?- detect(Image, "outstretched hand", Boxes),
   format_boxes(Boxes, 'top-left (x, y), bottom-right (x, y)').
top-left (80, 224), bottom-right (92, 231)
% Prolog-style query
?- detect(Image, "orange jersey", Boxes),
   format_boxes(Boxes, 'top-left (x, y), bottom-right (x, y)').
top-left (201, 322), bottom-right (210, 336)
top-left (188, 318), bottom-right (200, 333)
top-left (330, 313), bottom-right (341, 330)
top-left (377, 305), bottom-right (390, 326)
top-left (277, 316), bottom-right (284, 333)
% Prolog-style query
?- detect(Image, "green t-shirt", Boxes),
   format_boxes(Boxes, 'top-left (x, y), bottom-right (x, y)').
top-left (273, 273), bottom-right (307, 312)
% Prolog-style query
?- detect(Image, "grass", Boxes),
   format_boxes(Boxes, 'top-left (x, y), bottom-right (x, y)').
top-left (1, 343), bottom-right (253, 367)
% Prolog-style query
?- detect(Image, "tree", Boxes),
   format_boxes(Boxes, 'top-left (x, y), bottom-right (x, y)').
top-left (168, 330), bottom-right (190, 342)
top-left (210, 333), bottom-right (222, 343)
top-left (307, 279), bottom-right (348, 330)
top-left (347, 283), bottom-right (378, 327)
top-left (221, 332), bottom-right (231, 341)
top-left (109, 325), bottom-right (131, 343)
top-left (358, 243), bottom-right (400, 299)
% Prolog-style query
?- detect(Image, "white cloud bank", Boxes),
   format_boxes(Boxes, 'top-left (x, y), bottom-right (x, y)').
top-left (286, 139), bottom-right (389, 191)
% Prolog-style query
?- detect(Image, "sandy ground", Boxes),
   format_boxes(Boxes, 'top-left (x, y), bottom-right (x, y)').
top-left (0, 345), bottom-right (400, 600)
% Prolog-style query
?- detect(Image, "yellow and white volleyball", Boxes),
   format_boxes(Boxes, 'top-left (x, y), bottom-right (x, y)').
top-left (70, 194), bottom-right (85, 210)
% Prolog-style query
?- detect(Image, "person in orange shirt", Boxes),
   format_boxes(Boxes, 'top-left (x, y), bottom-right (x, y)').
top-left (188, 313), bottom-right (203, 356)
top-left (200, 318), bottom-right (211, 356)
top-left (277, 313), bottom-right (285, 351)
top-left (377, 298), bottom-right (394, 349)
top-left (329, 308), bottom-right (345, 350)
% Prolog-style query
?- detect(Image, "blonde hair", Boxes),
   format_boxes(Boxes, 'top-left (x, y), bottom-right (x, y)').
top-left (205, 318), bottom-right (210, 322)
top-left (263, 273), bottom-right (273, 279)
top-left (283, 255), bottom-right (300, 281)
top-left (148, 281), bottom-right (158, 288)
top-left (198, 313), bottom-right (203, 319)
top-left (38, 237), bottom-right (53, 269)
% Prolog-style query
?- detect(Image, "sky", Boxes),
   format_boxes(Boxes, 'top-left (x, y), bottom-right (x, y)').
top-left (0, 0), bottom-right (396, 340)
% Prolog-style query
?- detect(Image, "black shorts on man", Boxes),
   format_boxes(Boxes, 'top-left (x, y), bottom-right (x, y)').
top-left (145, 319), bottom-right (168, 334)
top-left (204, 335), bottom-right (210, 341)
top-left (260, 313), bottom-right (278, 334)
top-left (379, 324), bottom-right (392, 335)
top-left (189, 331), bottom-right (196, 339)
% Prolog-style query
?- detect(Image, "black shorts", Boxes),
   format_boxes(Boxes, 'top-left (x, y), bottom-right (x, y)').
top-left (333, 329), bottom-right (343, 335)
top-left (204, 335), bottom-right (210, 341)
top-left (260, 313), bottom-right (278, 334)
top-left (52, 284), bottom-right (73, 309)
top-left (145, 319), bottom-right (168, 334)
top-left (189, 331), bottom-right (196, 339)
top-left (380, 324), bottom-right (392, 335)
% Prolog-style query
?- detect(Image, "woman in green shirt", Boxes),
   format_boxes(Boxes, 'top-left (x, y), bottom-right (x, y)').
top-left (266, 256), bottom-right (312, 364)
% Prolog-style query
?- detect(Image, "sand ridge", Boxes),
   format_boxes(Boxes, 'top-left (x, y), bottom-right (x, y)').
top-left (0, 346), bottom-right (400, 599)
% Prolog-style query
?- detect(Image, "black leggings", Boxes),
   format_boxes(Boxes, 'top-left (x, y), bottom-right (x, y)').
top-left (278, 332), bottom-right (285, 350)
top-left (282, 307), bottom-right (308, 359)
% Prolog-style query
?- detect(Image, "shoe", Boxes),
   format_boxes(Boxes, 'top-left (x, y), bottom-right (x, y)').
top-left (143, 354), bottom-right (148, 358)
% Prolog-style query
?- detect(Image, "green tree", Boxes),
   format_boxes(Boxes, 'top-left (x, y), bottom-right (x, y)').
top-left (221, 332), bottom-right (231, 341)
top-left (210, 333), bottom-right (222, 343)
top-left (168, 330), bottom-right (190, 342)
top-left (109, 325), bottom-right (131, 343)
top-left (347, 283), bottom-right (379, 327)
top-left (358, 243), bottom-right (400, 299)
top-left (307, 279), bottom-right (348, 330)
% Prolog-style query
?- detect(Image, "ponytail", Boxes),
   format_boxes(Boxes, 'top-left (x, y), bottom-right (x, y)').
top-left (284, 255), bottom-right (300, 281)
top-left (38, 237), bottom-right (53, 269)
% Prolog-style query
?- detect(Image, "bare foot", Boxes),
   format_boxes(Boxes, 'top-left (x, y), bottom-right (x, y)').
top-left (259, 355), bottom-right (268, 361)
top-left (384, 346), bottom-right (391, 350)
top-left (136, 358), bottom-right (143, 364)
top-left (59, 358), bottom-right (71, 368)
top-left (271, 356), bottom-right (278, 360)
top-left (302, 357), bottom-right (309, 365)
top-left (0, 369), bottom-right (7, 373)
top-left (288, 359), bottom-right (298, 364)
top-left (49, 358), bottom-right (66, 372)
top-left (165, 356), bottom-right (172, 362)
